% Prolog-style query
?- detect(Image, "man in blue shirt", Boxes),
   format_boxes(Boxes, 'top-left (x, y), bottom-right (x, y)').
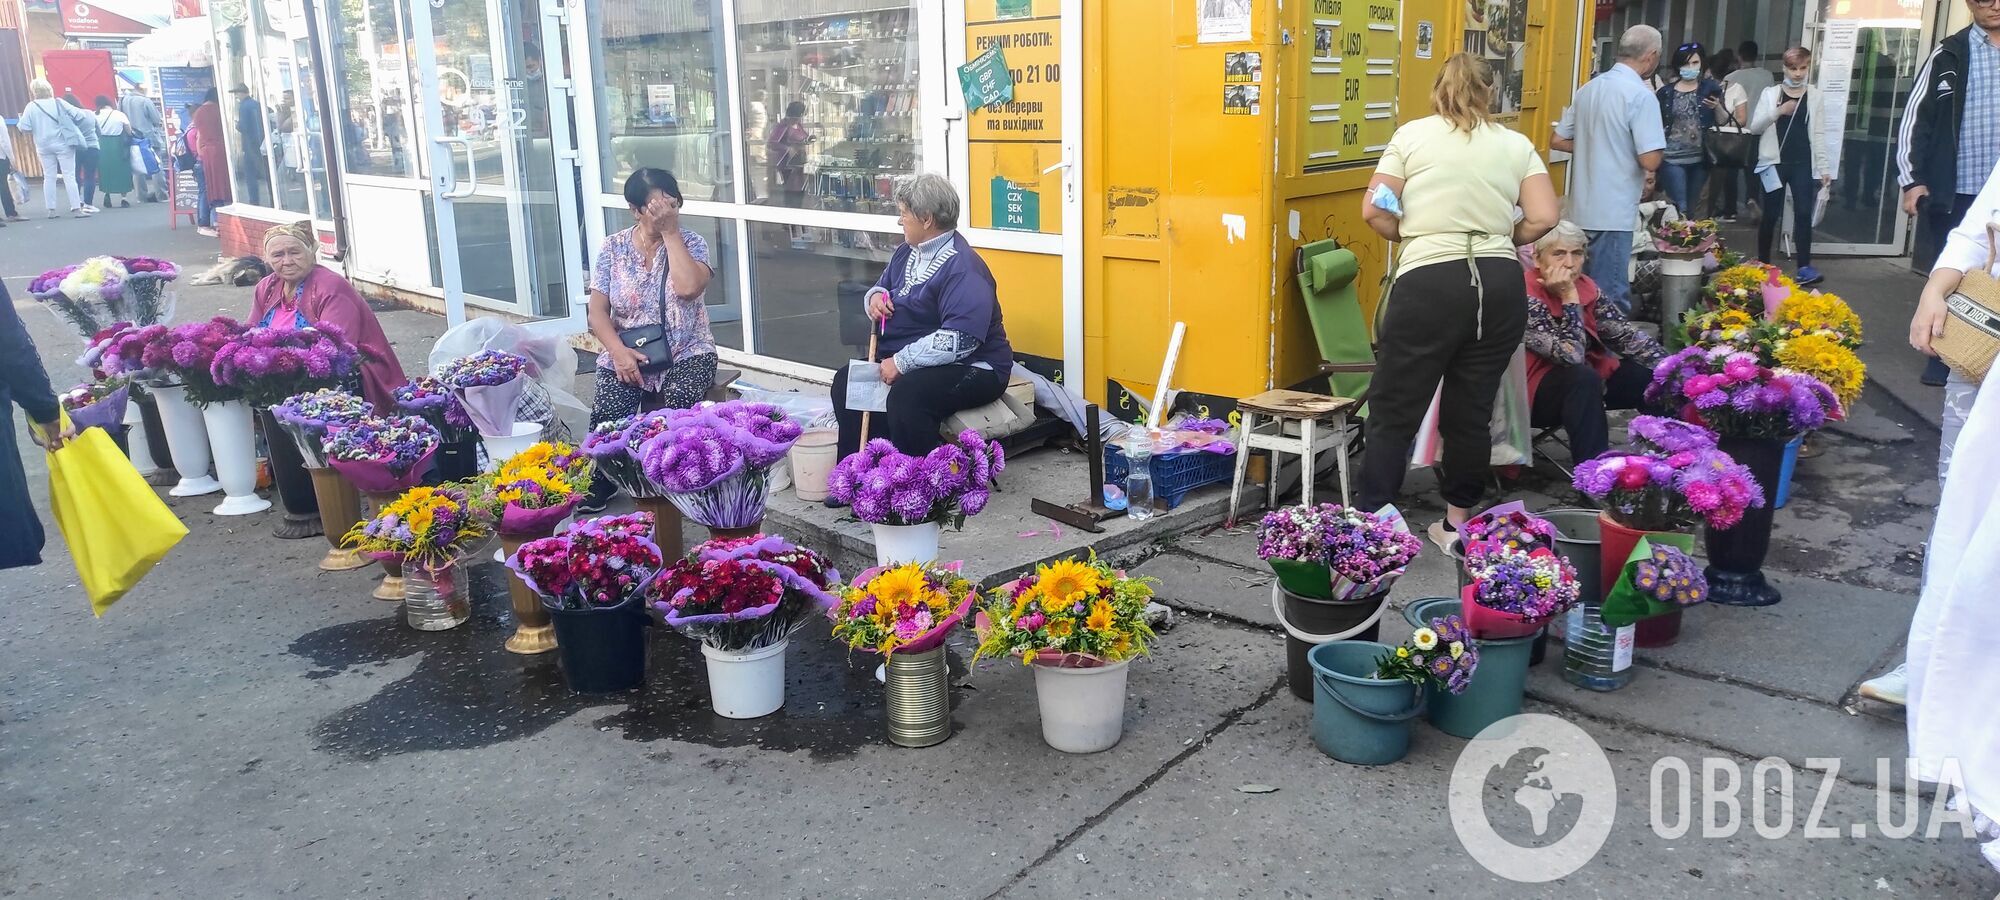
top-left (1552, 25), bottom-right (1667, 316)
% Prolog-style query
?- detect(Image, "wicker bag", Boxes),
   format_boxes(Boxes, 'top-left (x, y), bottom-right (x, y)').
top-left (1934, 224), bottom-right (2000, 383)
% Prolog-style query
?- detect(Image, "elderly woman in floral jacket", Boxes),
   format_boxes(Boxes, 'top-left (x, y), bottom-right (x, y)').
top-left (1522, 220), bottom-right (1667, 462)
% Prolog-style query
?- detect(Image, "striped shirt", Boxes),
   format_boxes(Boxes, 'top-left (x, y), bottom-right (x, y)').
top-left (1960, 32), bottom-right (2000, 193)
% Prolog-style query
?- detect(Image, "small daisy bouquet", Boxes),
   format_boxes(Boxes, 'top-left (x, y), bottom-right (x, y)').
top-left (208, 323), bottom-right (363, 408)
top-left (974, 555), bottom-right (1156, 667)
top-left (638, 401), bottom-right (804, 530)
top-left (1462, 546), bottom-right (1581, 638)
top-left (58, 378), bottom-right (131, 433)
top-left (827, 430), bottom-right (1006, 528)
top-left (393, 375), bottom-right (475, 440)
top-left (272, 388), bottom-right (374, 467)
top-left (440, 349), bottom-right (529, 437)
top-left (1255, 503), bottom-right (1420, 600)
top-left (1375, 613), bottom-right (1479, 695)
top-left (325, 414), bottom-right (441, 492)
top-left (508, 512), bottom-right (666, 611)
top-left (342, 483), bottom-right (490, 573)
top-left (1602, 535), bottom-right (1710, 626)
top-left (829, 562), bottom-right (978, 657)
top-left (1647, 346), bottom-right (1842, 439)
top-left (475, 441), bottom-right (593, 535)
top-left (1572, 416), bottom-right (1764, 531)
top-left (1653, 218), bottom-right (1719, 255)
top-left (652, 535), bottom-right (842, 652)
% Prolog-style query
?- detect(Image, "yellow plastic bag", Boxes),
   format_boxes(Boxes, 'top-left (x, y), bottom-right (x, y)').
top-left (44, 420), bottom-right (188, 615)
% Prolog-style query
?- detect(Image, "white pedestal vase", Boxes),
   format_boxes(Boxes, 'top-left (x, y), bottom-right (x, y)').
top-left (202, 399), bottom-right (272, 516)
top-left (872, 521), bottom-right (943, 567)
top-left (700, 640), bottom-right (789, 719)
top-left (122, 401), bottom-right (161, 476)
top-left (1033, 660), bottom-right (1132, 753)
top-left (151, 383), bottom-right (222, 497)
top-left (480, 422), bottom-right (544, 472)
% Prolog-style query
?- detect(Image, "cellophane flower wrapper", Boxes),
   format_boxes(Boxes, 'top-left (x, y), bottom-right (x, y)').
top-left (273, 388), bottom-right (373, 468)
top-left (118, 257), bottom-right (181, 328)
top-left (394, 376), bottom-right (475, 439)
top-left (506, 513), bottom-right (664, 612)
top-left (581, 418), bottom-right (652, 497)
top-left (665, 469), bottom-right (769, 529)
top-left (1601, 533), bottom-right (1708, 627)
top-left (499, 497), bottom-right (579, 536)
top-left (831, 562), bottom-right (976, 656)
top-left (1259, 504), bottom-right (1420, 601)
top-left (1461, 546), bottom-right (1581, 638)
top-left (653, 535), bottom-right (841, 652)
top-left (1325, 512), bottom-right (1414, 602)
top-left (331, 449), bottom-right (437, 493)
top-left (458, 376), bottom-right (527, 437)
top-left (61, 383), bottom-right (130, 433)
top-left (1458, 500), bottom-right (1559, 563)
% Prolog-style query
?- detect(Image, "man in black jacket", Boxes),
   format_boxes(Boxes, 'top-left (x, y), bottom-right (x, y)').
top-left (1895, 2), bottom-right (2000, 385)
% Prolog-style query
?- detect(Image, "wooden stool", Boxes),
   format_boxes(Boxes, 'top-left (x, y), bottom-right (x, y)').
top-left (1226, 389), bottom-right (1359, 527)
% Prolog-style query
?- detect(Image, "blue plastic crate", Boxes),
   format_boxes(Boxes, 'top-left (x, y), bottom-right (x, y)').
top-left (1105, 446), bottom-right (1235, 510)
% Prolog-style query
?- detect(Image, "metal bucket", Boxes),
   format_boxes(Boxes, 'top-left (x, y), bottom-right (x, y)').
top-left (885, 646), bottom-right (950, 748)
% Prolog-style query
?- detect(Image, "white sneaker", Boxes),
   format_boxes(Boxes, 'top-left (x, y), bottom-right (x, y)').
top-left (82, 204), bottom-right (100, 213)
top-left (1858, 663), bottom-right (1908, 706)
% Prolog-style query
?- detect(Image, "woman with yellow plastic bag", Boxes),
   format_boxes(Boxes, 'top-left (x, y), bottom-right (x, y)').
top-left (2, 280), bottom-right (186, 613)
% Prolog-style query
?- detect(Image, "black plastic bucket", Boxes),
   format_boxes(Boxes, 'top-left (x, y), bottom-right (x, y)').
top-left (1278, 585), bottom-right (1386, 701)
top-left (549, 603), bottom-right (649, 693)
top-left (136, 391), bottom-right (177, 473)
top-left (435, 435), bottom-right (482, 482)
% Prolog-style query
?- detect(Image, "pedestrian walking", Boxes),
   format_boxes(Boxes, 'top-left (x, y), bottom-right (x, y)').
top-left (1748, 47), bottom-right (1834, 287)
top-left (66, 93), bottom-right (102, 213)
top-left (120, 84), bottom-right (167, 203)
top-left (92, 96), bottom-right (136, 208)
top-left (0, 119), bottom-right (26, 224)
top-left (190, 88), bottom-right (232, 235)
top-left (1358, 52), bottom-right (1560, 548)
top-left (1897, 0), bottom-right (2000, 385)
top-left (0, 279), bottom-right (71, 571)
top-left (1551, 25), bottom-right (1667, 315)
top-left (16, 80), bottom-right (91, 218)
top-left (1655, 42), bottom-right (1729, 217)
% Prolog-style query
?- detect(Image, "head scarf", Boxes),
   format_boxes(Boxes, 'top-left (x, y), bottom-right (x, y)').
top-left (263, 220), bottom-right (317, 257)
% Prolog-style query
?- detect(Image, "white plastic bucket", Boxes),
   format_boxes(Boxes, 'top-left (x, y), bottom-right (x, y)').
top-left (872, 521), bottom-right (942, 567)
top-left (203, 399), bottom-right (273, 516)
top-left (1033, 659), bottom-right (1132, 753)
top-left (701, 639), bottom-right (788, 719)
top-left (480, 422), bottom-right (544, 472)
top-left (151, 383), bottom-right (221, 497)
top-left (789, 428), bottom-right (839, 502)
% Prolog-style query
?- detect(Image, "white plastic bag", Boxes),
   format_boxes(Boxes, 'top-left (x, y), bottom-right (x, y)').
top-left (429, 317), bottom-right (588, 439)
top-left (734, 380), bottom-right (837, 428)
top-left (1409, 348), bottom-right (1532, 469)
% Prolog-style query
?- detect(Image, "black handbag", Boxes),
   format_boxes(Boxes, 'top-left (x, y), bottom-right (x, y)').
top-left (615, 265), bottom-right (675, 374)
top-left (1705, 127), bottom-right (1754, 168)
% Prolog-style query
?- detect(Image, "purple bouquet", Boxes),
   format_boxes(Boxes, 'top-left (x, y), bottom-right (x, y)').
top-left (115, 255), bottom-right (179, 326)
top-left (1256, 503), bottom-right (1421, 600)
top-left (325, 414), bottom-right (440, 492)
top-left (827, 429), bottom-right (1006, 528)
top-left (1458, 501), bottom-right (1558, 563)
top-left (638, 401), bottom-right (805, 529)
top-left (441, 350), bottom-right (529, 437)
top-left (581, 417), bottom-right (649, 497)
top-left (1573, 416), bottom-right (1765, 531)
top-left (1633, 544), bottom-right (1707, 606)
top-left (1647, 346), bottom-right (1842, 440)
top-left (158, 317), bottom-right (251, 406)
top-left (1464, 546), bottom-right (1581, 634)
top-left (273, 388), bottom-right (375, 467)
top-left (58, 380), bottom-right (131, 434)
top-left (209, 323), bottom-right (363, 408)
top-left (394, 376), bottom-right (475, 439)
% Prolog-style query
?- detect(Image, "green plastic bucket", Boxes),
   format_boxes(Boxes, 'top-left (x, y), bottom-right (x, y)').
top-left (1403, 596), bottom-right (1535, 739)
top-left (1307, 641), bottom-right (1425, 765)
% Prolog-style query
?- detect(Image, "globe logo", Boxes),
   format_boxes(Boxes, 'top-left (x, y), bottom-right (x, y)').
top-left (1448, 713), bottom-right (1618, 882)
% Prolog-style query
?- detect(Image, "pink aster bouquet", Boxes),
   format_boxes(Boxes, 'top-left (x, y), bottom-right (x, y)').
top-left (1602, 535), bottom-right (1710, 626)
top-left (325, 414), bottom-right (441, 492)
top-left (393, 375), bottom-right (474, 440)
top-left (1572, 416), bottom-right (1764, 531)
top-left (116, 256), bottom-right (180, 327)
top-left (208, 323), bottom-right (363, 408)
top-left (91, 323), bottom-right (170, 379)
top-left (829, 562), bottom-right (978, 657)
top-left (439, 350), bottom-right (529, 437)
top-left (638, 401), bottom-right (804, 530)
top-left (827, 430), bottom-right (1006, 528)
top-left (1458, 501), bottom-right (1559, 563)
top-left (1376, 613), bottom-right (1479, 695)
top-left (156, 317), bottom-right (251, 406)
top-left (272, 388), bottom-right (374, 467)
top-left (58, 378), bottom-right (131, 434)
top-left (1462, 545), bottom-right (1581, 638)
top-left (473, 441), bottom-right (593, 535)
top-left (507, 512), bottom-right (666, 611)
top-left (652, 535), bottom-right (842, 652)
top-left (1256, 503), bottom-right (1421, 600)
top-left (1646, 346), bottom-right (1842, 440)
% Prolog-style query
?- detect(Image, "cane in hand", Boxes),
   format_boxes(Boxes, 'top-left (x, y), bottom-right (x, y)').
top-left (860, 287), bottom-right (889, 444)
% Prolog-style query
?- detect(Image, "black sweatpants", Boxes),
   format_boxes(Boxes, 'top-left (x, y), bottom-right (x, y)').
top-left (831, 363), bottom-right (1006, 459)
top-left (1357, 256), bottom-right (1529, 512)
top-left (1529, 357), bottom-right (1655, 464)
top-left (1912, 191), bottom-right (1981, 274)
top-left (1757, 163), bottom-right (1818, 268)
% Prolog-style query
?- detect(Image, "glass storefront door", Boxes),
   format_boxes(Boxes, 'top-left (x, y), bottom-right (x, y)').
top-left (1807, 2), bottom-right (1930, 256)
top-left (410, 0), bottom-right (585, 329)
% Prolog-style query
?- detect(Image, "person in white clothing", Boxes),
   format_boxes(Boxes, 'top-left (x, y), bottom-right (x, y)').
top-left (0, 119), bottom-right (25, 224)
top-left (15, 79), bottom-right (92, 218)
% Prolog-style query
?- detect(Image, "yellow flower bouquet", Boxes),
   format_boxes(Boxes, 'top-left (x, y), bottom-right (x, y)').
top-left (973, 556), bottom-right (1157, 667)
top-left (830, 562), bottom-right (978, 657)
top-left (1775, 290), bottom-right (1864, 348)
top-left (474, 441), bottom-right (593, 535)
top-left (1775, 334), bottom-right (1865, 411)
top-left (342, 483), bottom-right (492, 570)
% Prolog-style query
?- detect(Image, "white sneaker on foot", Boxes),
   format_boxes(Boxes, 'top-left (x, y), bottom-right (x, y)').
top-left (1858, 663), bottom-right (1908, 705)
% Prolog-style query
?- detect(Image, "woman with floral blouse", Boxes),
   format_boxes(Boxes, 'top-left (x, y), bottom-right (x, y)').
top-left (1523, 220), bottom-right (1667, 461)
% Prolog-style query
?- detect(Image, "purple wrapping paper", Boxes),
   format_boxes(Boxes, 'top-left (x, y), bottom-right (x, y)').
top-left (67, 385), bottom-right (130, 433)
top-left (498, 498), bottom-right (578, 537)
top-left (330, 445), bottom-right (437, 493)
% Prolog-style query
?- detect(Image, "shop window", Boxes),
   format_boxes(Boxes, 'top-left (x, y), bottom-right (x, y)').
top-left (590, 0), bottom-right (733, 202)
top-left (736, 2), bottom-right (922, 213)
top-left (325, 0), bottom-right (422, 179)
top-left (745, 223), bottom-right (897, 370)
top-left (598, 209), bottom-right (747, 353)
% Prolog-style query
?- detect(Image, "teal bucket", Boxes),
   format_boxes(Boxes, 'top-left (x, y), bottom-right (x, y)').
top-left (1307, 641), bottom-right (1426, 765)
top-left (1403, 596), bottom-right (1536, 739)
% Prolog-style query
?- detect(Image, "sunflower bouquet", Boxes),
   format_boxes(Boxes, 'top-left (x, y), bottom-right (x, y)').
top-left (829, 563), bottom-right (978, 657)
top-left (475, 441), bottom-right (594, 535)
top-left (1774, 333), bottom-right (1865, 411)
top-left (1774, 290), bottom-right (1864, 348)
top-left (342, 483), bottom-right (491, 570)
top-left (974, 556), bottom-right (1157, 667)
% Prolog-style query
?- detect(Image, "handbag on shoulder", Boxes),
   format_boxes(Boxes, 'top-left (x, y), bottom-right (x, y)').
top-left (615, 263), bottom-right (676, 374)
top-left (1933, 223), bottom-right (2000, 383)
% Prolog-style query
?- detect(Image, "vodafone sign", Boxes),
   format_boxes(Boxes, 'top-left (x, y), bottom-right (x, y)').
top-left (63, 1), bottom-right (156, 35)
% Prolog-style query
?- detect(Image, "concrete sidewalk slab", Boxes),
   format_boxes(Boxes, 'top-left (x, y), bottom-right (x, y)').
top-left (1639, 574), bottom-right (1916, 706)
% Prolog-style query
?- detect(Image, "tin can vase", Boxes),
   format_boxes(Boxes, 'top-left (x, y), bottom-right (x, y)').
top-left (307, 466), bottom-right (373, 571)
top-left (884, 646), bottom-right (950, 748)
top-left (403, 562), bottom-right (470, 631)
top-left (362, 490), bottom-right (408, 601)
top-left (500, 532), bottom-right (557, 654)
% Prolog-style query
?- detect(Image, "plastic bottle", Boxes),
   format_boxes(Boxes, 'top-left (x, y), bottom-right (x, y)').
top-left (1124, 432), bottom-right (1157, 521)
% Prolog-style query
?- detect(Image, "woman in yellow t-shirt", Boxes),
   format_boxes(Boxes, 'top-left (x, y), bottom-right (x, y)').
top-left (1357, 52), bottom-right (1560, 547)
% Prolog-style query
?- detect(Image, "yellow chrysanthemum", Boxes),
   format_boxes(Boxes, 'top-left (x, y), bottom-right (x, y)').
top-left (1776, 334), bottom-right (1865, 408)
top-left (1110, 634), bottom-right (1131, 657)
top-left (1086, 599), bottom-right (1115, 633)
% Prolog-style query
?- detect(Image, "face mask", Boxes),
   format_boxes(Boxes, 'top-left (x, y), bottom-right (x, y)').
top-left (1783, 75), bottom-right (1805, 88)
top-left (1679, 66), bottom-right (1700, 80)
